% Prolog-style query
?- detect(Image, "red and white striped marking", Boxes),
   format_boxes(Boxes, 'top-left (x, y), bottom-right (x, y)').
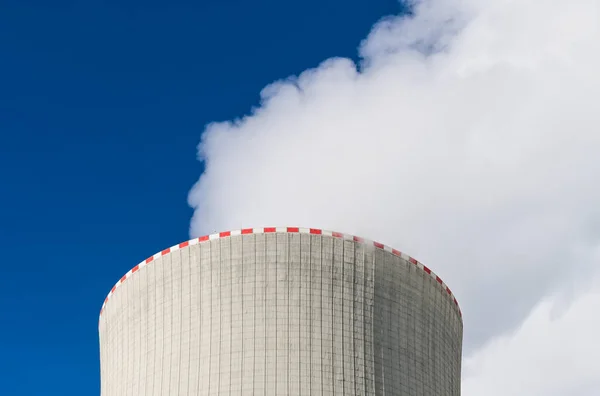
top-left (99, 227), bottom-right (462, 320)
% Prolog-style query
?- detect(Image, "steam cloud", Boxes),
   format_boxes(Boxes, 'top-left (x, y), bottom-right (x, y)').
top-left (188, 0), bottom-right (600, 394)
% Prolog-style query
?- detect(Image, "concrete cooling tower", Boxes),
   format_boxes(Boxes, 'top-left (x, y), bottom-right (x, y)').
top-left (99, 227), bottom-right (463, 396)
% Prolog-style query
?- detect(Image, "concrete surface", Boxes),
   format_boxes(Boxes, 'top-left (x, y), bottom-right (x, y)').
top-left (99, 232), bottom-right (462, 395)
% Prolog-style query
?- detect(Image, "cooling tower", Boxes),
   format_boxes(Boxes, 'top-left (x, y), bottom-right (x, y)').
top-left (99, 227), bottom-right (463, 395)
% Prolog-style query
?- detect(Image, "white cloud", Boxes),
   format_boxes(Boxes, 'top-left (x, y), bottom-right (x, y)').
top-left (188, 0), bottom-right (600, 393)
top-left (463, 276), bottom-right (600, 396)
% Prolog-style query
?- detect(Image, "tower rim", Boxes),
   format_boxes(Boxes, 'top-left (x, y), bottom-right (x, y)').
top-left (98, 226), bottom-right (462, 322)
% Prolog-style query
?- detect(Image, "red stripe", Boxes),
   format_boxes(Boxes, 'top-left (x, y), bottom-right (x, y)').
top-left (199, 235), bottom-right (209, 242)
top-left (373, 242), bottom-right (384, 249)
top-left (353, 236), bottom-right (363, 242)
top-left (409, 257), bottom-right (418, 264)
top-left (132, 265), bottom-right (139, 273)
top-left (423, 265), bottom-right (431, 274)
top-left (264, 227), bottom-right (276, 233)
top-left (220, 231), bottom-right (231, 237)
top-left (310, 228), bottom-right (322, 234)
top-left (332, 232), bottom-right (343, 238)
top-left (104, 298), bottom-right (108, 305)
top-left (446, 287), bottom-right (452, 294)
top-left (120, 275), bottom-right (127, 283)
top-left (241, 228), bottom-right (253, 234)
top-left (161, 248), bottom-right (170, 255)
top-left (111, 286), bottom-right (116, 294)
top-left (454, 297), bottom-right (458, 305)
top-left (436, 276), bottom-right (443, 284)
top-left (392, 249), bottom-right (401, 256)
top-left (179, 241), bottom-right (189, 248)
top-left (145, 256), bottom-right (154, 264)
top-left (287, 227), bottom-right (299, 232)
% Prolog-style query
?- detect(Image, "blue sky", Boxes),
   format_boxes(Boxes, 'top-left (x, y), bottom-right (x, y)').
top-left (0, 1), bottom-right (401, 394)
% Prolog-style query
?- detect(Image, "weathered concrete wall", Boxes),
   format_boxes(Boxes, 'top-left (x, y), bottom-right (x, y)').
top-left (99, 230), bottom-right (462, 395)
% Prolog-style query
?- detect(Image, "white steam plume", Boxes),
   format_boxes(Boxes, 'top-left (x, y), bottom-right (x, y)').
top-left (188, 0), bottom-right (600, 393)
